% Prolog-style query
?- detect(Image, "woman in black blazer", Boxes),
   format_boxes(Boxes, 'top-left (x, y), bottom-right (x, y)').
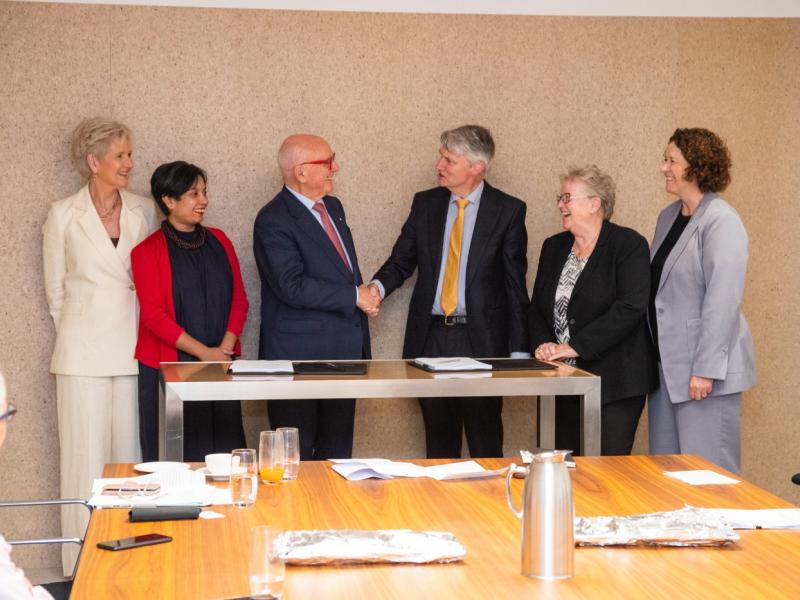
top-left (529, 166), bottom-right (657, 455)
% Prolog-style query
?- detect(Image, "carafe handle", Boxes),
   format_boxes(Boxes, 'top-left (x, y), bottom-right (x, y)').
top-left (505, 463), bottom-right (527, 519)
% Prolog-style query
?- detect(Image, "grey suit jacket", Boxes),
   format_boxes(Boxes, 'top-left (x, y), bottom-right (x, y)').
top-left (650, 193), bottom-right (757, 403)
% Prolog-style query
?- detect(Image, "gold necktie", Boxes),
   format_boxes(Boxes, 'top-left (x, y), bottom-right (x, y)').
top-left (441, 198), bottom-right (469, 317)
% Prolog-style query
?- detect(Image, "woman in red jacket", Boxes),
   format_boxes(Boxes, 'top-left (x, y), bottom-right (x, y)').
top-left (132, 161), bottom-right (249, 461)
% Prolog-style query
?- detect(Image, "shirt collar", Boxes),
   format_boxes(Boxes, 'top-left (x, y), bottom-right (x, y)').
top-left (449, 180), bottom-right (484, 207)
top-left (285, 185), bottom-right (319, 211)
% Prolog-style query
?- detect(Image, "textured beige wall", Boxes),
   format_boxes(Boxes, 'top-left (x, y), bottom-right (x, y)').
top-left (0, 2), bottom-right (798, 572)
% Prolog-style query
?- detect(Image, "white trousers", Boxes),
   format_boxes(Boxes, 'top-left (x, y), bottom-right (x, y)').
top-left (56, 374), bottom-right (140, 575)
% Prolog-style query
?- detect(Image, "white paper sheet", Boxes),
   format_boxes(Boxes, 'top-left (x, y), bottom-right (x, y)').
top-left (88, 469), bottom-right (231, 507)
top-left (704, 508), bottom-right (800, 529)
top-left (663, 470), bottom-right (741, 485)
top-left (330, 458), bottom-right (501, 481)
top-left (228, 359), bottom-right (294, 374)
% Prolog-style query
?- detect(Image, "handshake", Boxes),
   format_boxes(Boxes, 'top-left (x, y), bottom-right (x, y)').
top-left (357, 283), bottom-right (382, 317)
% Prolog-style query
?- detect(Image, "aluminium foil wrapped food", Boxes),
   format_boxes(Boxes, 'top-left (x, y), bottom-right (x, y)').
top-left (279, 529), bottom-right (466, 565)
top-left (574, 506), bottom-right (739, 547)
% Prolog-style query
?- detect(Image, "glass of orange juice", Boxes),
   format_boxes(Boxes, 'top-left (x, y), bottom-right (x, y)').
top-left (259, 430), bottom-right (285, 484)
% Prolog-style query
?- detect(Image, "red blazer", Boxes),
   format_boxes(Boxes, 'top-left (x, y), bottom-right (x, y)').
top-left (132, 227), bottom-right (249, 369)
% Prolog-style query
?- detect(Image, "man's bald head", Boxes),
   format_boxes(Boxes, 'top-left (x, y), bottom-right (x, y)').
top-left (278, 134), bottom-right (326, 175)
top-left (277, 134), bottom-right (338, 200)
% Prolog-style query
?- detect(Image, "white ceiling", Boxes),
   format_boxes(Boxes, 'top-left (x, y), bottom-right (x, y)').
top-left (12, 0), bottom-right (800, 18)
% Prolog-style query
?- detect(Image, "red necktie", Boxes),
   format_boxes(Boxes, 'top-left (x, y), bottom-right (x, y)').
top-left (313, 201), bottom-right (351, 271)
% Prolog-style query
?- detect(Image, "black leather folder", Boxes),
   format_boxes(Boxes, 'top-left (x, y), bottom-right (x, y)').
top-left (292, 362), bottom-right (368, 375)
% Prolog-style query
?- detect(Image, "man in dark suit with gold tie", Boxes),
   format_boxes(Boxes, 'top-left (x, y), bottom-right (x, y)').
top-left (371, 125), bottom-right (530, 458)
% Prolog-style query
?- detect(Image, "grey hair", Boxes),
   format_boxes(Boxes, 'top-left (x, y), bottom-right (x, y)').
top-left (70, 117), bottom-right (133, 179)
top-left (560, 164), bottom-right (616, 221)
top-left (440, 125), bottom-right (495, 169)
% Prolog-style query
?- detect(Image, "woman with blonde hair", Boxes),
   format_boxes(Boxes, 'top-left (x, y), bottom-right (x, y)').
top-left (42, 117), bottom-right (158, 572)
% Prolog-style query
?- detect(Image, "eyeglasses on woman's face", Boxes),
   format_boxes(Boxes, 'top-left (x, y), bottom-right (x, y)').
top-left (555, 192), bottom-right (596, 205)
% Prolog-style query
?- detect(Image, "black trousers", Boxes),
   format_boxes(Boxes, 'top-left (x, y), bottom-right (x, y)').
top-left (138, 363), bottom-right (246, 462)
top-left (418, 321), bottom-right (503, 459)
top-left (555, 393), bottom-right (646, 456)
top-left (267, 398), bottom-right (355, 460)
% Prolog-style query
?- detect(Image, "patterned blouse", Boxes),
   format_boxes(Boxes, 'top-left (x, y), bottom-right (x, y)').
top-left (553, 250), bottom-right (588, 365)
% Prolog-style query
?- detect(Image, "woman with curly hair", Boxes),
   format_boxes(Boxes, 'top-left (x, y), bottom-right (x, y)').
top-left (648, 128), bottom-right (756, 473)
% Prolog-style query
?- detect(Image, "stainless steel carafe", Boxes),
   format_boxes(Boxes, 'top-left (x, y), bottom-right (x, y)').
top-left (505, 450), bottom-right (574, 580)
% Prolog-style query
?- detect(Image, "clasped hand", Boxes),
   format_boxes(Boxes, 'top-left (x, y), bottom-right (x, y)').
top-left (534, 342), bottom-right (578, 362)
top-left (357, 283), bottom-right (381, 317)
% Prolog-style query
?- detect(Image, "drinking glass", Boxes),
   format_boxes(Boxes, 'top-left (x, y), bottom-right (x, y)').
top-left (249, 525), bottom-right (285, 599)
top-left (276, 427), bottom-right (300, 480)
top-left (259, 431), bottom-right (285, 484)
top-left (229, 448), bottom-right (257, 507)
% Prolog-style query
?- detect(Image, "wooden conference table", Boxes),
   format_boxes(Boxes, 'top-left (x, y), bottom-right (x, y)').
top-left (71, 455), bottom-right (800, 599)
top-left (158, 359), bottom-right (602, 461)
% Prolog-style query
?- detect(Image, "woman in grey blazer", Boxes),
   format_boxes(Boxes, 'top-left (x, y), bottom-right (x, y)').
top-left (648, 128), bottom-right (756, 474)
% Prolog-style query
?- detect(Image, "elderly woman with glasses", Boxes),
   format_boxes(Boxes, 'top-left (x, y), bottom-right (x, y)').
top-left (42, 117), bottom-right (159, 573)
top-left (648, 128), bottom-right (756, 473)
top-left (0, 375), bottom-right (55, 599)
top-left (529, 165), bottom-right (657, 455)
top-left (132, 161), bottom-right (249, 462)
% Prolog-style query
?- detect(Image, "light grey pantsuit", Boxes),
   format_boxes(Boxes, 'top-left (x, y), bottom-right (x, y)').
top-left (649, 363), bottom-right (741, 473)
top-left (649, 194), bottom-right (756, 475)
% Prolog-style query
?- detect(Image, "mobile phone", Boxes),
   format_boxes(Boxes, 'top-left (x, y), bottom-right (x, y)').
top-left (97, 533), bottom-right (172, 551)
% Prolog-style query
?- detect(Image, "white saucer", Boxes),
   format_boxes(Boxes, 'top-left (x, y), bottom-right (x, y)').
top-left (134, 461), bottom-right (191, 473)
top-left (197, 466), bottom-right (247, 481)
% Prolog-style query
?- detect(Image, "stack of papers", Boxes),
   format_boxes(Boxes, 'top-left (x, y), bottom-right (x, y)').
top-left (89, 468), bottom-right (231, 507)
top-left (330, 459), bottom-right (504, 481)
top-left (412, 357), bottom-right (492, 372)
top-left (228, 360), bottom-right (294, 374)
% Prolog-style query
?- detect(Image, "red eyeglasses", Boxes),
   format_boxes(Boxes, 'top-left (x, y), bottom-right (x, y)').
top-left (298, 153), bottom-right (336, 169)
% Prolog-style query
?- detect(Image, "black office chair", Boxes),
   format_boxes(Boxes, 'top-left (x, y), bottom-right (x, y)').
top-left (0, 498), bottom-right (91, 599)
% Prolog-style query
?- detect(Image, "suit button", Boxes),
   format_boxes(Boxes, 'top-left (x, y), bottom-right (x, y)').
top-left (658, 308), bottom-right (664, 314)
top-left (569, 318), bottom-right (575, 325)
top-left (129, 284), bottom-right (136, 291)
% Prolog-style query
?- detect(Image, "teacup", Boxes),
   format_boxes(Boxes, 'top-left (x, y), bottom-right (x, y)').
top-left (205, 453), bottom-right (234, 476)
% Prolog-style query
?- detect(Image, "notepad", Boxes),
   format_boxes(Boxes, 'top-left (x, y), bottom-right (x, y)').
top-left (411, 357), bottom-right (492, 372)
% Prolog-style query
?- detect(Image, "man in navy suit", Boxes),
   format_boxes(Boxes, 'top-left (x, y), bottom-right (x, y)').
top-left (371, 125), bottom-right (530, 458)
top-left (254, 134), bottom-right (378, 460)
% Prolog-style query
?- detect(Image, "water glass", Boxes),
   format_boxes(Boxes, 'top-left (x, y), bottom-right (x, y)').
top-left (259, 431), bottom-right (286, 484)
top-left (229, 448), bottom-right (257, 507)
top-left (249, 525), bottom-right (285, 599)
top-left (276, 427), bottom-right (300, 480)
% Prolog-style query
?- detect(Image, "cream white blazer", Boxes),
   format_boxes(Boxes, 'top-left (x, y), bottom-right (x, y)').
top-left (43, 185), bottom-right (159, 376)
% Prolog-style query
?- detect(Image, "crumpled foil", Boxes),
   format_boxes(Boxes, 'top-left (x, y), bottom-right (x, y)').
top-left (574, 506), bottom-right (740, 547)
top-left (280, 529), bottom-right (466, 565)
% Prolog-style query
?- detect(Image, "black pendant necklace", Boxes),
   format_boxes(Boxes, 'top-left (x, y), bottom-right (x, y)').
top-left (162, 220), bottom-right (206, 250)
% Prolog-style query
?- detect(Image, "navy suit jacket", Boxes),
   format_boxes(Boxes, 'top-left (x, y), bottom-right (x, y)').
top-left (253, 186), bottom-right (371, 360)
top-left (372, 182), bottom-right (529, 358)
